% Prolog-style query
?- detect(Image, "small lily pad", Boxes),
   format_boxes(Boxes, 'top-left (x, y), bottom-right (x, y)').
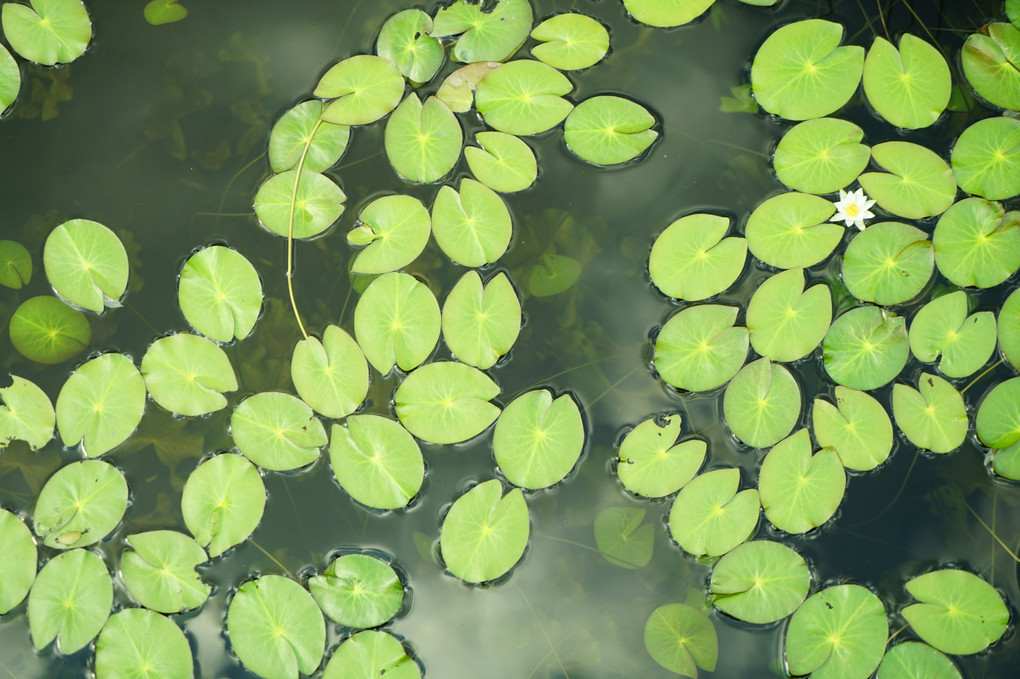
top-left (812, 387), bottom-right (892, 471)
top-left (823, 306), bottom-right (908, 390)
top-left (94, 608), bottom-right (193, 679)
top-left (648, 214), bottom-right (746, 301)
top-left (902, 569), bottom-right (1009, 655)
top-left (28, 548), bottom-right (111, 653)
top-left (530, 12), bottom-right (608, 71)
top-left (376, 9), bottom-right (443, 85)
top-left (431, 179), bottom-right (512, 266)
top-left (643, 603), bottom-right (718, 677)
top-left (0, 240), bottom-right (31, 289)
top-left (178, 245), bottom-right (262, 343)
top-left (710, 540), bottom-right (810, 624)
top-left (385, 94), bottom-right (463, 183)
top-left (394, 361), bottom-right (500, 445)
top-left (314, 55), bottom-right (404, 126)
top-left (120, 530), bottom-right (210, 613)
top-left (231, 392), bottom-right (327, 471)
top-left (758, 429), bottom-right (845, 534)
top-left (181, 453), bottom-right (266, 558)
top-left (432, 0), bottom-right (532, 63)
top-left (0, 509), bottom-right (36, 615)
top-left (862, 34), bottom-right (950, 129)
top-left (493, 389), bottom-right (584, 489)
top-left (353, 272), bottom-right (440, 375)
top-left (933, 197), bottom-right (1020, 288)
top-left (975, 377), bottom-right (1020, 449)
top-left (617, 414), bottom-right (705, 498)
top-left (440, 479), bottom-right (529, 583)
top-left (34, 459), bottom-right (128, 549)
top-left (43, 219), bottom-right (129, 313)
top-left (858, 142), bottom-right (956, 219)
top-left (441, 271), bottom-right (521, 369)
top-left (668, 468), bottom-right (759, 557)
top-left (564, 95), bottom-right (658, 166)
top-left (308, 553), bottom-right (403, 628)
top-left (348, 194), bottom-right (431, 274)
top-left (0, 375), bottom-right (54, 450)
top-left (322, 630), bottom-right (420, 679)
top-left (141, 333), bottom-right (237, 416)
top-left (528, 252), bottom-right (581, 296)
top-left (268, 100), bottom-right (350, 174)
top-left (291, 324), bottom-right (368, 419)
top-left (745, 192), bottom-right (842, 269)
top-left (2, 0), bottom-right (92, 65)
top-left (961, 23), bottom-right (1020, 111)
top-left (593, 506), bottom-right (654, 569)
top-left (56, 352), bottom-right (146, 457)
top-left (8, 295), bottom-right (91, 364)
top-left (992, 441), bottom-right (1020, 480)
top-left (841, 221), bottom-right (933, 305)
top-left (253, 169), bottom-right (346, 239)
top-left (892, 373), bottom-right (968, 454)
top-left (746, 268), bottom-right (831, 362)
top-left (143, 0), bottom-right (187, 26)
top-left (0, 45), bottom-right (20, 114)
top-left (329, 415), bottom-right (423, 510)
top-left (773, 118), bottom-right (871, 195)
top-left (464, 131), bottom-right (537, 193)
top-left (951, 116), bottom-right (1020, 200)
top-left (654, 305), bottom-right (748, 392)
top-left (475, 59), bottom-right (574, 136)
top-left (723, 358), bottom-right (801, 449)
top-left (908, 291), bottom-right (996, 378)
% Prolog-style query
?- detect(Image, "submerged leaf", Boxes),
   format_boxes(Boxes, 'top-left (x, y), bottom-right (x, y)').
top-left (594, 506), bottom-right (654, 569)
top-left (8, 295), bottom-right (91, 364)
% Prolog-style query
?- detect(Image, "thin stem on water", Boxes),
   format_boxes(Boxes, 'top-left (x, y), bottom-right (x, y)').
top-left (285, 117), bottom-right (325, 340)
top-left (961, 359), bottom-right (1003, 395)
top-left (963, 497), bottom-right (1020, 564)
top-left (249, 539), bottom-right (296, 579)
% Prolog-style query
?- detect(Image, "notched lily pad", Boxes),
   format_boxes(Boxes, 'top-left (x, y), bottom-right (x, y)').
top-left (56, 352), bottom-right (146, 457)
top-left (649, 213), bottom-right (746, 302)
top-left (8, 295), bottom-right (91, 364)
top-left (841, 221), bottom-right (933, 305)
top-left (863, 34), bottom-right (951, 129)
top-left (617, 414), bottom-right (705, 498)
top-left (493, 389), bottom-right (584, 489)
top-left (253, 169), bottom-right (346, 239)
top-left (178, 245), bottom-right (263, 343)
top-left (348, 194), bottom-right (431, 274)
top-left (432, 0), bottom-right (533, 63)
top-left (2, 0), bottom-right (92, 66)
top-left (823, 306), bottom-right (908, 390)
top-left (43, 219), bottom-right (128, 313)
top-left (230, 392), bottom-right (327, 471)
top-left (746, 268), bottom-right (831, 362)
top-left (812, 387), bottom-right (892, 471)
top-left (0, 509), bottom-right (36, 615)
top-left (0, 374), bottom-right (54, 450)
top-left (315, 54), bottom-right (405, 125)
top-left (858, 142), bottom-right (956, 219)
top-left (710, 540), bottom-right (810, 624)
top-left (668, 467), bottom-right (759, 557)
top-left (431, 178), bottom-right (512, 266)
top-left (773, 118), bottom-right (871, 195)
top-left (951, 116), bottom-right (1020, 200)
top-left (34, 459), bottom-right (128, 549)
top-left (322, 630), bottom-right (420, 679)
top-left (758, 429), bottom-right (845, 534)
top-left (892, 373), bottom-right (967, 454)
top-left (268, 100), bottom-right (350, 174)
top-left (28, 548), bottom-right (111, 653)
top-left (94, 608), bottom-right (194, 679)
top-left (440, 479), bottom-right (529, 583)
top-left (181, 453), bottom-right (266, 558)
top-left (291, 324), bottom-right (368, 419)
top-left (474, 59), bottom-right (574, 136)
top-left (564, 95), bottom-right (658, 166)
top-left (745, 192), bottom-right (842, 269)
top-left (141, 332), bottom-right (237, 417)
top-left (464, 131), bottom-right (537, 193)
top-left (376, 9), bottom-right (444, 85)
top-left (902, 569), bottom-right (1009, 655)
top-left (530, 12), bottom-right (609, 71)
top-left (394, 361), bottom-right (500, 445)
top-left (723, 358), bottom-right (801, 449)
top-left (329, 415), bottom-right (423, 510)
top-left (961, 23), bottom-right (1020, 112)
top-left (975, 377), bottom-right (1020, 449)
top-left (654, 305), bottom-right (748, 392)
top-left (120, 530), bottom-right (210, 613)
top-left (353, 272), bottom-right (440, 375)
top-left (908, 291), bottom-right (996, 378)
top-left (933, 197), bottom-right (1020, 288)
top-left (441, 270), bottom-right (521, 369)
top-left (309, 553), bottom-right (404, 629)
top-left (624, 0), bottom-right (714, 29)
top-left (385, 94), bottom-right (463, 183)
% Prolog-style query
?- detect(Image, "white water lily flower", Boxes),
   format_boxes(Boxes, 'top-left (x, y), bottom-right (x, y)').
top-left (831, 188), bottom-right (876, 230)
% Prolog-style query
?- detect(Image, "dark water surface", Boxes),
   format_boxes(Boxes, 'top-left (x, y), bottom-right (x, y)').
top-left (1, 0), bottom-right (1017, 677)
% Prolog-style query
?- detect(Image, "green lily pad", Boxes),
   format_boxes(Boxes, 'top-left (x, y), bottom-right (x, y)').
top-left (858, 142), bottom-right (956, 219)
top-left (314, 55), bottom-right (404, 126)
top-left (141, 333), bottom-right (237, 416)
top-left (528, 252), bottom-right (581, 296)
top-left (441, 271), bottom-right (521, 369)
top-left (268, 100), bottom-right (350, 174)
top-left (745, 192), bottom-right (842, 269)
top-left (564, 95), bottom-right (658, 166)
top-left (902, 569), bottom-right (1009, 655)
top-left (376, 9), bottom-right (444, 85)
top-left (623, 0), bottom-right (714, 28)
top-left (464, 131), bottom-right (537, 193)
top-left (773, 118), bottom-right (871, 195)
top-left (862, 34), bottom-right (951, 129)
top-left (440, 479), bottom-right (529, 583)
top-left (178, 245), bottom-right (262, 343)
top-left (710, 540), bottom-right (810, 624)
top-left (309, 553), bottom-right (403, 628)
top-left (94, 608), bottom-right (193, 679)
top-left (823, 306), bottom-right (908, 390)
top-left (329, 415), bottom-right (423, 510)
top-left (876, 642), bottom-right (961, 679)
top-left (785, 584), bottom-right (888, 679)
top-left (892, 373), bottom-right (968, 454)
top-left (121, 531), bottom-right (209, 613)
top-left (431, 0), bottom-right (533, 63)
top-left (668, 467), bottom-right (759, 557)
top-left (0, 45), bottom-right (20, 114)
top-left (654, 304), bottom-right (748, 392)
top-left (28, 548), bottom-right (111, 653)
top-left (531, 12), bottom-right (608, 71)
top-left (227, 574), bottom-right (325, 679)
top-left (353, 272), bottom-right (440, 375)
top-left (0, 375), bottom-right (54, 450)
top-left (723, 358), bottom-right (801, 449)
top-left (617, 414), bottom-right (705, 498)
top-left (431, 178), bottom-right (512, 266)
top-left (291, 324), bottom-right (368, 419)
top-left (643, 603), bottom-right (718, 677)
top-left (181, 453), bottom-right (265, 558)
top-left (8, 295), bottom-right (91, 364)
top-left (230, 392), bottom-right (326, 471)
top-left (999, 288), bottom-right (1020, 370)
top-left (33, 459), bottom-right (128, 549)
top-left (253, 168), bottom-right (346, 239)
top-left (0, 509), bottom-right (36, 615)
top-left (812, 387), bottom-right (892, 471)
top-left (648, 213), bottom-right (746, 301)
top-left (750, 19), bottom-right (864, 121)
top-left (394, 361), bottom-right (500, 444)
top-left (975, 377), bottom-right (1020, 449)
top-left (493, 389), bottom-right (584, 489)
top-left (908, 291), bottom-right (996, 378)
top-left (759, 429), bottom-right (845, 534)
top-left (992, 440), bottom-right (1020, 480)
top-left (746, 268), bottom-right (831, 362)
top-left (384, 94), bottom-right (462, 183)
top-left (0, 240), bottom-right (30, 289)
top-left (842, 221), bottom-right (933, 305)
top-left (951, 116), bottom-right (1020, 200)
top-left (593, 506), bottom-right (654, 569)
top-left (143, 0), bottom-right (187, 26)
top-left (2, 0), bottom-right (92, 65)
top-left (961, 23), bottom-right (1020, 112)
top-left (43, 219), bottom-right (129, 313)
top-left (56, 352), bottom-right (146, 457)
top-left (475, 59), bottom-right (574, 136)
top-left (348, 194), bottom-right (431, 274)
top-left (933, 197), bottom-right (1020, 288)
top-left (322, 630), bottom-right (420, 679)
top-left (435, 62), bottom-right (502, 113)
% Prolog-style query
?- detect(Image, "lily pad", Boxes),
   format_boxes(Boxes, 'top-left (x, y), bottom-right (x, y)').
top-left (933, 197), bottom-right (1020, 288)
top-left (464, 131), bottom-right (537, 193)
top-left (308, 553), bottom-right (403, 628)
top-left (2, 0), bottom-right (92, 65)
top-left (322, 630), bottom-right (420, 679)
top-left (710, 540), bottom-right (810, 624)
top-left (773, 118), bottom-right (871, 194)
top-left (493, 389), bottom-right (584, 489)
top-left (231, 392), bottom-right (326, 471)
top-left (440, 479), bottom-right (529, 583)
top-left (474, 59), bottom-right (574, 136)
top-left (435, 62), bottom-right (502, 113)
top-left (94, 608), bottom-right (193, 679)
top-left (384, 94), bottom-right (462, 183)
top-left (723, 358), bottom-right (801, 449)
top-left (376, 9), bottom-right (444, 85)
top-left (314, 55), bottom-right (404, 126)
top-left (745, 192), bottom-right (842, 269)
top-left (291, 324), bottom-right (368, 419)
top-left (593, 506), bottom-right (654, 569)
top-left (668, 467), bottom-right (759, 557)
top-left (902, 569), bottom-right (1009, 655)
top-left (654, 304), bottom-right (748, 392)
top-left (431, 0), bottom-right (532, 63)
top-left (268, 100), bottom-right (350, 174)
top-left (746, 268), bottom-right (831, 362)
top-left (758, 429), bottom-right (845, 533)
top-left (0, 509), bottom-right (36, 615)
top-left (564, 95), bottom-right (658, 166)
top-left (975, 377), bottom-right (1020, 449)
top-left (33, 459), bottom-right (128, 549)
top-left (999, 288), bottom-right (1020, 370)
top-left (8, 295), bottom-right (91, 364)
top-left (253, 169), bottom-right (346, 239)
top-left (329, 415), bottom-right (423, 510)
top-left (441, 271), bottom-right (521, 369)
top-left (623, 0), bottom-right (714, 28)
top-left (858, 142), bottom-right (956, 219)
top-left (143, 0), bottom-right (187, 26)
top-left (992, 440), bottom-right (1020, 480)
top-left (822, 306), bottom-right (908, 390)
top-left (528, 252), bottom-right (581, 296)
top-left (0, 239), bottom-right (31, 289)
top-left (56, 352), bottom-right (146, 457)
top-left (862, 34), bottom-right (951, 129)
top-left (908, 291), bottom-right (996, 378)
top-left (876, 642), bottom-right (961, 679)
top-left (394, 361), bottom-right (500, 444)
top-left (961, 23), bottom-right (1020, 111)
top-left (178, 245), bottom-right (263, 343)
top-left (353, 272), bottom-right (440, 375)
top-left (812, 387), bottom-right (892, 471)
top-left (892, 373), bottom-right (968, 454)
top-left (0, 45), bottom-right (20, 113)
top-left (181, 453), bottom-right (266, 558)
top-left (348, 194), bottom-right (431, 274)
top-left (841, 221), bottom-right (933, 305)
top-left (617, 414), bottom-right (705, 498)
top-left (431, 179), bottom-right (512, 266)
top-left (0, 375), bottom-right (54, 450)
top-left (648, 213), bottom-right (746, 301)
top-left (643, 603), bottom-right (717, 677)
top-left (951, 116), bottom-right (1020, 200)
top-left (28, 548), bottom-right (111, 653)
top-left (43, 219), bottom-right (129, 312)
top-left (531, 12), bottom-right (608, 71)
top-left (120, 530), bottom-right (210, 614)
top-left (141, 333), bottom-right (237, 416)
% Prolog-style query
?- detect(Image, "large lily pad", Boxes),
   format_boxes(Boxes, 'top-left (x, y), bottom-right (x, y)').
top-left (858, 142), bottom-right (956, 219)
top-left (253, 169), bottom-right (346, 239)
top-left (2, 0), bottom-right (92, 66)
top-left (892, 374), bottom-right (967, 454)
top-left (141, 333), bottom-right (237, 416)
top-left (746, 268), bottom-right (831, 362)
top-left (0, 374), bottom-right (54, 450)
top-left (33, 459), bottom-right (128, 549)
top-left (564, 95), bottom-right (658, 166)
top-left (322, 630), bottom-right (420, 679)
top-left (951, 116), bottom-right (1020, 200)
top-left (314, 55), bottom-right (404, 125)
top-left (710, 540), bottom-right (810, 624)
top-left (308, 553), bottom-right (403, 628)
top-left (530, 12), bottom-right (608, 71)
top-left (961, 23), bottom-right (1020, 111)
top-left (623, 0), bottom-right (714, 28)
top-left (773, 118), bottom-right (871, 194)
top-left (668, 468), bottom-right (759, 557)
top-left (440, 479), bottom-right (529, 583)
top-left (8, 295), bottom-right (91, 364)
top-left (876, 642), bottom-right (961, 679)
top-left (178, 245), bottom-right (262, 343)
top-left (475, 59), bottom-right (574, 136)
top-left (181, 453), bottom-right (265, 558)
top-left (268, 100), bottom-right (349, 174)
top-left (432, 0), bottom-right (533, 63)
top-left (94, 608), bottom-right (193, 679)
top-left (348, 194), bottom-right (431, 274)
top-left (28, 548), bottom-right (111, 653)
top-left (758, 429), bottom-right (845, 534)
top-left (862, 34), bottom-right (950, 129)
top-left (384, 94), bottom-right (463, 183)
top-left (394, 361), bottom-right (500, 444)
top-left (723, 358), bottom-right (801, 449)
top-left (431, 179), bottom-right (512, 266)
top-left (617, 414), bottom-right (705, 498)
top-left (120, 530), bottom-right (210, 613)
top-left (654, 305), bottom-right (748, 392)
top-left (648, 213), bottom-right (746, 301)
top-left (902, 569), bottom-right (1009, 655)
top-left (812, 387), bottom-right (892, 471)
top-left (56, 352), bottom-right (146, 457)
top-left (376, 9), bottom-right (443, 85)
top-left (329, 415), bottom-right (423, 510)
top-left (841, 221), bottom-right (933, 305)
top-left (441, 271), bottom-right (521, 369)
top-left (0, 509), bottom-right (36, 615)
top-left (822, 306), bottom-right (908, 390)
top-left (464, 131), bottom-right (537, 193)
top-left (975, 377), bottom-right (1020, 449)
top-left (744, 192), bottom-right (842, 269)
top-left (291, 324), bottom-right (368, 419)
top-left (231, 392), bottom-right (327, 471)
top-left (933, 197), bottom-right (1020, 288)
top-left (43, 219), bottom-right (128, 313)
top-left (353, 272), bottom-right (440, 375)
top-left (493, 389), bottom-right (584, 489)
top-left (908, 291), bottom-right (996, 378)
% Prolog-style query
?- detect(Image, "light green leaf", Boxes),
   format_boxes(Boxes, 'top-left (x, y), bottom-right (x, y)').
top-left (28, 548), bottom-right (111, 653)
top-left (654, 305), bottom-right (748, 392)
top-left (8, 295), bottom-right (91, 364)
top-left (465, 131), bottom-right (537, 193)
top-left (933, 197), bottom-right (1020, 288)
top-left (842, 221), bottom-right (933, 304)
top-left (723, 358), bottom-right (801, 449)
top-left (441, 271), bottom-right (521, 369)
top-left (961, 23), bottom-right (1020, 112)
top-left (376, 9), bottom-right (443, 85)
top-left (253, 168), bottom-right (346, 239)
top-left (0, 509), bottom-right (36, 615)
top-left (668, 468), bottom-right (759, 557)
top-left (181, 453), bottom-right (265, 558)
top-left (231, 392), bottom-right (326, 471)
top-left (530, 13), bottom-right (608, 71)
top-left (908, 291), bottom-right (996, 378)
top-left (812, 387), bottom-right (892, 471)
top-left (143, 0), bottom-right (188, 26)
top-left (330, 415), bottom-right (423, 510)
top-left (643, 603), bottom-right (718, 677)
top-left (309, 554), bottom-right (404, 629)
top-left (999, 288), bottom-right (1020, 370)
top-left (564, 95), bottom-right (658, 166)
top-left (593, 506), bottom-right (654, 569)
top-left (431, 0), bottom-right (532, 63)
top-left (876, 642), bottom-right (961, 679)
top-left (0, 375), bottom-right (54, 450)
top-left (863, 34), bottom-right (950, 129)
top-left (745, 192), bottom-right (842, 269)
top-left (431, 179), bottom-right (512, 267)
top-left (435, 62), bottom-right (501, 113)
top-left (747, 268), bottom-right (831, 363)
top-left (43, 219), bottom-right (128, 312)
top-left (975, 377), bottom-right (1020, 449)
top-left (322, 630), bottom-right (420, 679)
top-left (623, 0), bottom-right (714, 28)
top-left (121, 531), bottom-right (209, 614)
top-left (710, 540), bottom-right (810, 624)
top-left (353, 272), bottom-right (440, 375)
top-left (903, 569), bottom-right (1009, 655)
top-left (759, 429), bottom-right (845, 533)
top-left (0, 44), bottom-right (20, 113)
top-left (314, 55), bottom-right (404, 125)
top-left (0, 239), bottom-right (32, 289)
top-left (773, 118), bottom-right (871, 194)
top-left (56, 352), bottom-right (146, 457)
top-left (649, 213), bottom-right (746, 302)
top-left (33, 459), bottom-right (128, 549)
top-left (475, 59), bottom-right (574, 136)
top-left (268, 100), bottom-right (349, 173)
top-left (858, 142), bottom-right (956, 219)
top-left (2, 0), bottom-right (91, 65)
top-left (951, 116), bottom-right (1020, 200)
top-left (617, 414), bottom-right (704, 498)
top-left (141, 333), bottom-right (237, 416)
top-left (291, 324), bottom-right (368, 419)
top-left (440, 479), bottom-right (529, 583)
top-left (823, 306), bottom-right (908, 390)
top-left (94, 608), bottom-right (193, 679)
top-left (349, 194), bottom-right (431, 274)
top-left (384, 94), bottom-right (462, 183)
top-left (992, 440), bottom-right (1020, 480)
top-left (394, 361), bottom-right (500, 445)
top-left (178, 245), bottom-right (262, 343)
top-left (493, 389), bottom-right (584, 489)
top-left (892, 374), bottom-right (968, 453)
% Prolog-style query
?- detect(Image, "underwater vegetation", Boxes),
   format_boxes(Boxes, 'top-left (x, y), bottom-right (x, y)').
top-left (0, 0), bottom-right (1019, 677)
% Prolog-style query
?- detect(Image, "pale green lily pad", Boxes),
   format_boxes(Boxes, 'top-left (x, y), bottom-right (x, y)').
top-left (908, 291), bottom-right (996, 378)
top-left (441, 271), bottom-right (521, 369)
top-left (623, 0), bottom-right (714, 28)
top-left (999, 288), bottom-right (1020, 370)
top-left (751, 19), bottom-right (864, 121)
top-left (231, 392), bottom-right (327, 471)
top-left (951, 116), bottom-right (1020, 200)
top-left (385, 94), bottom-right (462, 183)
top-left (528, 252), bottom-right (581, 296)
top-left (181, 453), bottom-right (265, 558)
top-left (745, 192), bottom-right (842, 269)
top-left (56, 352), bottom-right (146, 457)
top-left (0, 45), bottom-right (20, 113)
top-left (812, 387), bottom-right (892, 471)
top-left (823, 306), bottom-right (908, 390)
top-left (309, 553), bottom-right (403, 628)
top-left (992, 440), bottom-right (1020, 480)
top-left (759, 429), bottom-right (845, 534)
top-left (178, 245), bottom-right (262, 343)
top-left (493, 389), bottom-right (584, 489)
top-left (141, 333), bottom-right (237, 417)
top-left (94, 608), bottom-right (193, 679)
top-left (863, 34), bottom-right (950, 129)
top-left (933, 197), bottom-right (1020, 288)
top-left (876, 642), bottom-right (961, 679)
top-left (531, 13), bottom-right (608, 71)
top-left (253, 169), bottom-right (346, 239)
top-left (617, 414), bottom-right (705, 498)
top-left (34, 460), bottom-right (127, 549)
top-left (0, 239), bottom-right (31, 289)
top-left (28, 548), bottom-right (111, 653)
top-left (268, 100), bottom-right (349, 174)
top-left (746, 268), bottom-right (831, 362)
top-left (394, 361), bottom-right (500, 444)
top-left (0, 509), bottom-right (36, 615)
top-left (349, 194), bottom-right (431, 274)
top-left (654, 305), bottom-right (748, 392)
top-left (644, 603), bottom-right (717, 677)
top-left (593, 506), bottom-right (654, 569)
top-left (121, 531), bottom-right (209, 613)
top-left (961, 23), bottom-right (1020, 112)
top-left (432, 178), bottom-right (512, 266)
top-left (322, 630), bottom-right (420, 679)
top-left (475, 59), bottom-right (574, 136)
top-left (0, 375), bottom-right (54, 450)
top-left (464, 131), bottom-right (537, 193)
top-left (376, 9), bottom-right (443, 85)
top-left (710, 540), bottom-right (810, 624)
top-left (903, 569), bottom-right (1009, 655)
top-left (143, 0), bottom-right (187, 26)
top-left (648, 213), bottom-right (746, 301)
top-left (440, 479), bottom-right (529, 583)
top-left (858, 142), bottom-right (956, 219)
top-left (564, 95), bottom-right (658, 166)
top-left (330, 415), bottom-right (423, 510)
top-left (785, 584), bottom-right (888, 679)
top-left (227, 575), bottom-right (325, 679)
top-left (2, 0), bottom-right (91, 65)
top-left (353, 272), bottom-right (440, 375)
top-left (432, 0), bottom-right (532, 63)
top-left (892, 374), bottom-right (967, 454)
top-left (723, 358), bottom-right (801, 449)
top-left (842, 221), bottom-right (933, 305)
top-left (314, 55), bottom-right (404, 126)
top-left (43, 219), bottom-right (128, 312)
top-left (975, 377), bottom-right (1020, 449)
top-left (436, 62), bottom-right (502, 113)
top-left (668, 468), bottom-right (759, 557)
top-left (291, 324), bottom-right (368, 419)
top-left (773, 118), bottom-right (871, 194)
top-left (8, 295), bottom-right (91, 364)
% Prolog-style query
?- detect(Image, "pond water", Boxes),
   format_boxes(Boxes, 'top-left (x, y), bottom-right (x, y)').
top-left (0, 0), bottom-right (1017, 677)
